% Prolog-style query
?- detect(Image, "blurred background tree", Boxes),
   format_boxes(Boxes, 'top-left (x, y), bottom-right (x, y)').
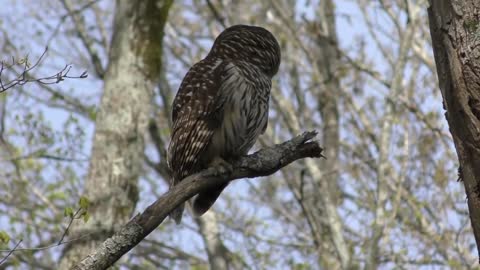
top-left (0, 0), bottom-right (475, 269)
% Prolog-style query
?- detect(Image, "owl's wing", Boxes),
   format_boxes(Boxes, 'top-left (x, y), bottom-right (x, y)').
top-left (168, 58), bottom-right (228, 184)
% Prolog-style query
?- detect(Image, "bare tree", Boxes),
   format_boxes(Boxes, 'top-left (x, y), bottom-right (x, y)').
top-left (58, 0), bottom-right (173, 268)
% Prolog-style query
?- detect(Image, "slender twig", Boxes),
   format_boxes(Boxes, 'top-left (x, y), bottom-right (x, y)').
top-left (0, 233), bottom-right (92, 253)
top-left (59, 0), bottom-right (105, 78)
top-left (0, 239), bottom-right (22, 266)
top-left (58, 208), bottom-right (82, 245)
top-left (3, 150), bottom-right (88, 162)
top-left (0, 47), bottom-right (88, 93)
top-left (206, 0), bottom-right (226, 28)
top-left (47, 0), bottom-right (102, 44)
top-left (0, 209), bottom-right (91, 264)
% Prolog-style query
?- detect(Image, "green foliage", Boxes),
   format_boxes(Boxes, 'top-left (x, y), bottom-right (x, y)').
top-left (447, 259), bottom-right (462, 268)
top-left (63, 196), bottom-right (90, 223)
top-left (81, 211), bottom-right (90, 223)
top-left (78, 196), bottom-right (91, 223)
top-left (293, 262), bottom-right (312, 270)
top-left (79, 196), bottom-right (90, 210)
top-left (0, 231), bottom-right (10, 244)
top-left (88, 106), bottom-right (97, 120)
top-left (190, 265), bottom-right (209, 270)
top-left (47, 191), bottom-right (67, 201)
top-left (64, 207), bottom-right (74, 218)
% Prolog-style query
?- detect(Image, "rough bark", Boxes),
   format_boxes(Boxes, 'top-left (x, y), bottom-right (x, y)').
top-left (70, 131), bottom-right (323, 270)
top-left (427, 0), bottom-right (480, 261)
top-left (58, 0), bottom-right (173, 268)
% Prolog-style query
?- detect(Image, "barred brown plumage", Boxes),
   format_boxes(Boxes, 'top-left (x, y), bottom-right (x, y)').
top-left (167, 25), bottom-right (281, 224)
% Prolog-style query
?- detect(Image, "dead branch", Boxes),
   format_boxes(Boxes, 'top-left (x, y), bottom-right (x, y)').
top-left (71, 131), bottom-right (323, 270)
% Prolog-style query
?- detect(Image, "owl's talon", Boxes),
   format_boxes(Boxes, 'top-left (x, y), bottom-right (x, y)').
top-left (210, 157), bottom-right (233, 175)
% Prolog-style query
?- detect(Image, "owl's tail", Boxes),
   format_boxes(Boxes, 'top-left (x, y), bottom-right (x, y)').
top-left (192, 183), bottom-right (228, 216)
top-left (170, 203), bottom-right (185, 225)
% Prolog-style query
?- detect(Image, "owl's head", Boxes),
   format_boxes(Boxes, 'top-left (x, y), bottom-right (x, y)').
top-left (209, 25), bottom-right (281, 77)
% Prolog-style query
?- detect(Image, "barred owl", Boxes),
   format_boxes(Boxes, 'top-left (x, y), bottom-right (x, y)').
top-left (167, 25), bottom-right (281, 224)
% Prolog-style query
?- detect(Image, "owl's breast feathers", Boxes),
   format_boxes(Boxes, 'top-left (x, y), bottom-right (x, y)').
top-left (168, 58), bottom-right (271, 185)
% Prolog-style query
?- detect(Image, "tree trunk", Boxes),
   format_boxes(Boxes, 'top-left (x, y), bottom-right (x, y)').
top-left (196, 212), bottom-right (245, 270)
top-left (59, 0), bottom-right (173, 268)
top-left (312, 0), bottom-right (351, 268)
top-left (427, 0), bottom-right (480, 261)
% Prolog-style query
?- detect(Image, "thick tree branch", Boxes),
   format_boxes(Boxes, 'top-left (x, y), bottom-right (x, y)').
top-left (71, 131), bottom-right (323, 270)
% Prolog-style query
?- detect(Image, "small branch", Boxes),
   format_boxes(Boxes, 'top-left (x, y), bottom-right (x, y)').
top-left (58, 208), bottom-right (82, 245)
top-left (3, 148), bottom-right (88, 162)
top-left (0, 234), bottom-right (92, 253)
top-left (206, 0), bottom-right (226, 28)
top-left (0, 239), bottom-right (22, 266)
top-left (0, 211), bottom-right (92, 262)
top-left (47, 0), bottom-right (102, 44)
top-left (72, 131), bottom-right (324, 270)
top-left (60, 0), bottom-right (105, 78)
top-left (0, 47), bottom-right (88, 93)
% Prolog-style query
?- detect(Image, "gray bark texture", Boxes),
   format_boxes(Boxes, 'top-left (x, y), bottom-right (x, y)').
top-left (58, 0), bottom-right (173, 268)
top-left (427, 0), bottom-right (480, 261)
top-left (70, 131), bottom-right (323, 270)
